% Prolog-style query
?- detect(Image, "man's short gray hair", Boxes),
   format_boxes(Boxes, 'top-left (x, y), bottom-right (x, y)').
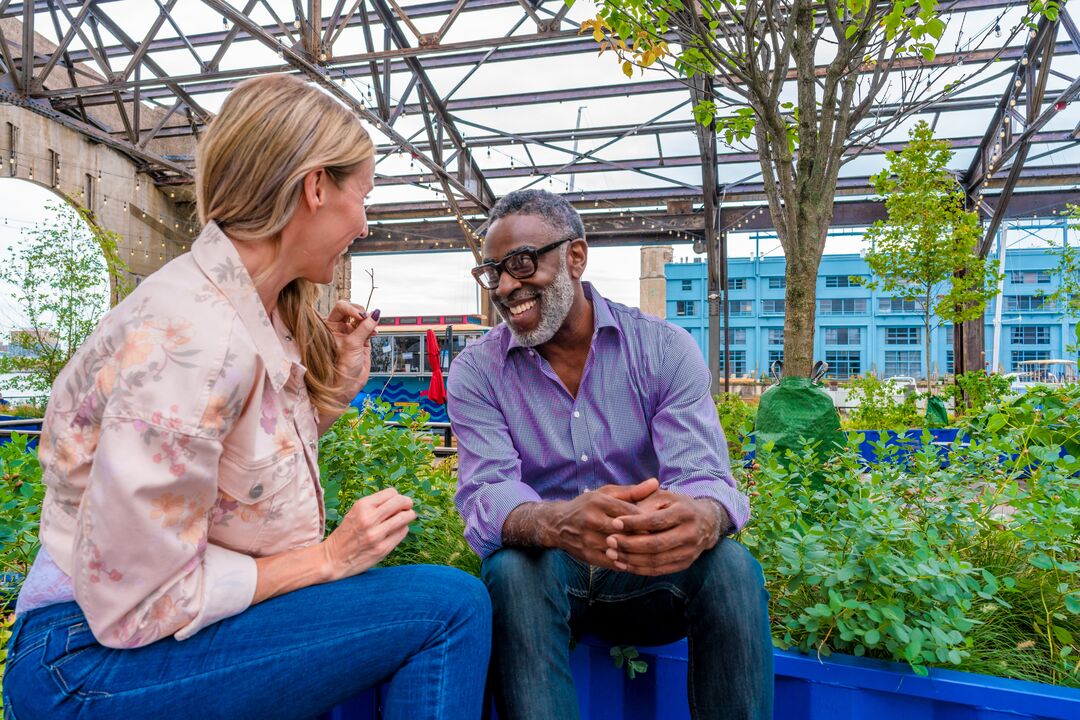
top-left (488, 189), bottom-right (585, 241)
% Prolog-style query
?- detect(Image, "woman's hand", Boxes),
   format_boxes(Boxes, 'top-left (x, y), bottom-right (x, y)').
top-left (320, 488), bottom-right (416, 582)
top-left (325, 300), bottom-right (380, 393)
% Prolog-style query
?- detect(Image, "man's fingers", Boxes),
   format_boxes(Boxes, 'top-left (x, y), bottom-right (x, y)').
top-left (597, 478), bottom-right (659, 504)
top-left (606, 526), bottom-right (688, 555)
top-left (613, 505), bottom-right (683, 535)
top-left (608, 547), bottom-right (699, 576)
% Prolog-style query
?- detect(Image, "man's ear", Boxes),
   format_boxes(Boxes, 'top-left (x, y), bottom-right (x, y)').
top-left (568, 238), bottom-right (588, 280)
top-left (300, 168), bottom-right (326, 214)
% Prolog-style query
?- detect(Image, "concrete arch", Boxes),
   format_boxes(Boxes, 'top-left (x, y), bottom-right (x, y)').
top-left (0, 102), bottom-right (349, 313)
top-left (1, 102), bottom-right (193, 286)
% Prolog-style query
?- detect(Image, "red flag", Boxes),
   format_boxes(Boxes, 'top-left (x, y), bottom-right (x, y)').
top-left (421, 328), bottom-right (447, 405)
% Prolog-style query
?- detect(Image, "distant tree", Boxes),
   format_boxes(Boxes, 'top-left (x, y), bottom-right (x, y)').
top-left (860, 122), bottom-right (1000, 395)
top-left (0, 203), bottom-right (130, 395)
top-left (1042, 203), bottom-right (1080, 352)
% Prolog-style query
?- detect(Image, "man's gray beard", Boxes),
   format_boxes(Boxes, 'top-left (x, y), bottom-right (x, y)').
top-left (496, 256), bottom-right (576, 348)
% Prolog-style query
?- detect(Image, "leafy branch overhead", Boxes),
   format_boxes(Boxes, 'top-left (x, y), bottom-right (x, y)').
top-left (580, 0), bottom-right (1057, 378)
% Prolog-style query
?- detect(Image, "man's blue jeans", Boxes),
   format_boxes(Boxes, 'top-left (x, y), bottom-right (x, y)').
top-left (2, 565), bottom-right (491, 720)
top-left (482, 540), bottom-right (773, 720)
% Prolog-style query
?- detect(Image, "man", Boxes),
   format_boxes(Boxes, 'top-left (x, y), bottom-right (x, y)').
top-left (448, 189), bottom-right (772, 720)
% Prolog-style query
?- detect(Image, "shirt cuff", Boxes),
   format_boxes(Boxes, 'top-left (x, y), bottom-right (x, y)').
top-left (174, 544), bottom-right (258, 641)
top-left (466, 481), bottom-right (543, 560)
top-left (674, 477), bottom-right (751, 532)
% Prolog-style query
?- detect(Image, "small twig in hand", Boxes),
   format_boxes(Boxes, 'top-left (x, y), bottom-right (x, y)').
top-left (364, 268), bottom-right (377, 310)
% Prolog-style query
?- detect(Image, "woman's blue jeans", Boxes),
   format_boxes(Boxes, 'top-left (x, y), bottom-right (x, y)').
top-left (2, 564), bottom-right (491, 720)
top-left (482, 539), bottom-right (773, 720)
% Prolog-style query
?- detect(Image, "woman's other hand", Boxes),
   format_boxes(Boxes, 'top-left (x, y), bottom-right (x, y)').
top-left (320, 487), bottom-right (416, 581)
top-left (325, 300), bottom-right (380, 390)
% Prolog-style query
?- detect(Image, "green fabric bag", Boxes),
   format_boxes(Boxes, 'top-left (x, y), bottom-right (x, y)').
top-left (925, 395), bottom-right (949, 427)
top-left (754, 376), bottom-right (844, 463)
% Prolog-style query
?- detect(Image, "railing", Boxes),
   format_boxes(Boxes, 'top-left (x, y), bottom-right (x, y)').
top-left (0, 417), bottom-right (43, 438)
top-left (384, 420), bottom-right (456, 456)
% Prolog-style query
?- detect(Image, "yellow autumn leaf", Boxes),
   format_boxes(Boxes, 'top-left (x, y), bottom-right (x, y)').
top-left (622, 60), bottom-right (633, 78)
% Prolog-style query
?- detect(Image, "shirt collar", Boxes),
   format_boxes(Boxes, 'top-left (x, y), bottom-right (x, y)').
top-left (191, 221), bottom-right (293, 392)
top-left (504, 281), bottom-right (619, 356)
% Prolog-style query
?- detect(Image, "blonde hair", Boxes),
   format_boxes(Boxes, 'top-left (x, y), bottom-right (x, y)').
top-left (195, 74), bottom-right (374, 415)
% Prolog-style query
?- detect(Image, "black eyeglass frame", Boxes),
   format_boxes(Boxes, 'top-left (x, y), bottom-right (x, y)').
top-left (470, 237), bottom-right (574, 289)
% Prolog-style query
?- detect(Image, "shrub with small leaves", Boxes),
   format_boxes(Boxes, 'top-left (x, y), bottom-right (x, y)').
top-left (318, 400), bottom-right (479, 576)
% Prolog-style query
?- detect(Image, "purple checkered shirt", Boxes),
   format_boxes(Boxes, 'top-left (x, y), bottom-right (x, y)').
top-left (448, 282), bottom-right (750, 559)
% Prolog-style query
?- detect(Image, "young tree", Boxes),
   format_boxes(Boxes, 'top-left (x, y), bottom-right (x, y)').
top-left (583, 0), bottom-right (1056, 377)
top-left (860, 121), bottom-right (1000, 395)
top-left (0, 203), bottom-right (130, 396)
top-left (1043, 203), bottom-right (1080, 352)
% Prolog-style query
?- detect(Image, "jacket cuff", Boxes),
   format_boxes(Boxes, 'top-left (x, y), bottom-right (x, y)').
top-left (175, 544), bottom-right (258, 641)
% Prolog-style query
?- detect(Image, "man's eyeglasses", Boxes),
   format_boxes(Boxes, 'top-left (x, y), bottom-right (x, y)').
top-left (471, 237), bottom-right (573, 290)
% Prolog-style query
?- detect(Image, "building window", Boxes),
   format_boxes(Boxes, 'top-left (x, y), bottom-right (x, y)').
top-left (719, 350), bottom-right (747, 376)
top-left (767, 328), bottom-right (784, 345)
top-left (761, 299), bottom-right (785, 315)
top-left (825, 350), bottom-right (861, 379)
top-left (681, 279), bottom-right (693, 291)
top-left (729, 300), bottom-right (753, 316)
top-left (768, 349), bottom-right (784, 367)
top-left (1011, 326), bottom-right (1051, 345)
top-left (820, 298), bottom-right (866, 315)
top-left (824, 327), bottom-right (861, 345)
top-left (727, 277), bottom-right (746, 291)
top-left (825, 275), bottom-right (860, 288)
top-left (1012, 349), bottom-right (1051, 365)
top-left (767, 276), bottom-right (786, 289)
top-left (675, 300), bottom-right (697, 317)
top-left (884, 350), bottom-right (922, 377)
top-left (726, 328), bottom-right (747, 345)
top-left (885, 327), bottom-right (921, 345)
top-left (946, 350), bottom-right (954, 374)
top-left (878, 298), bottom-right (923, 314)
top-left (1009, 270), bottom-right (1052, 285)
top-left (1005, 295), bottom-right (1052, 312)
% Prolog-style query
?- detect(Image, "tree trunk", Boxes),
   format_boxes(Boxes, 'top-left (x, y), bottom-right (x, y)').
top-left (781, 209), bottom-right (831, 378)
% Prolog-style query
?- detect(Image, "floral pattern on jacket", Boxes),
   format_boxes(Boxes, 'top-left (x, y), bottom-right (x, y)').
top-left (34, 221), bottom-right (325, 649)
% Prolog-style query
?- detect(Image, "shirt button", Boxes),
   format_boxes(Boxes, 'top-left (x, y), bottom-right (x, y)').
top-left (249, 484), bottom-right (264, 499)
top-left (580, 453), bottom-right (588, 462)
top-left (573, 411), bottom-right (581, 418)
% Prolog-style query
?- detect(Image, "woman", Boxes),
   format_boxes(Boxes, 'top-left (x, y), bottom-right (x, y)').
top-left (2, 74), bottom-right (491, 720)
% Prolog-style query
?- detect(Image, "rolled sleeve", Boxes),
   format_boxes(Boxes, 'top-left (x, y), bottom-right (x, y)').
top-left (174, 544), bottom-right (257, 641)
top-left (448, 354), bottom-right (541, 558)
top-left (651, 328), bottom-right (750, 531)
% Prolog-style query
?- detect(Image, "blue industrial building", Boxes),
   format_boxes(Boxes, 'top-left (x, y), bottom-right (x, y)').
top-left (666, 240), bottom-right (1078, 380)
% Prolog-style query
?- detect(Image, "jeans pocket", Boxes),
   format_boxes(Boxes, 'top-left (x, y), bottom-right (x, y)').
top-left (42, 622), bottom-right (110, 699)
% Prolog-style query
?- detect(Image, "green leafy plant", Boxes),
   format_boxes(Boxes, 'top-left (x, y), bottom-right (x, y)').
top-left (610, 644), bottom-right (649, 680)
top-left (943, 371), bottom-right (1012, 417)
top-left (845, 375), bottom-right (922, 430)
top-left (0, 202), bottom-right (131, 395)
top-left (318, 401), bottom-right (479, 575)
top-left (740, 386), bottom-right (1080, 686)
top-left (715, 392), bottom-right (757, 460)
top-left (0, 433), bottom-right (44, 603)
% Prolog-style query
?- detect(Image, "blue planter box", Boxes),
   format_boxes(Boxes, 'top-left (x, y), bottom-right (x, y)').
top-left (321, 636), bottom-right (1080, 720)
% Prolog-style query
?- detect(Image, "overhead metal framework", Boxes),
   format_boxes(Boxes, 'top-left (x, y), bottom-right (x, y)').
top-left (0, 0), bottom-right (1078, 251)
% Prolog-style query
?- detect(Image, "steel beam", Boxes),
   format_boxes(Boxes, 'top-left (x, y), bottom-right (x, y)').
top-left (353, 189), bottom-right (1078, 254)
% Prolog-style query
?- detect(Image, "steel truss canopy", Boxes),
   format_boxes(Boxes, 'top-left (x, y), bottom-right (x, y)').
top-left (1, 0), bottom-right (1078, 252)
